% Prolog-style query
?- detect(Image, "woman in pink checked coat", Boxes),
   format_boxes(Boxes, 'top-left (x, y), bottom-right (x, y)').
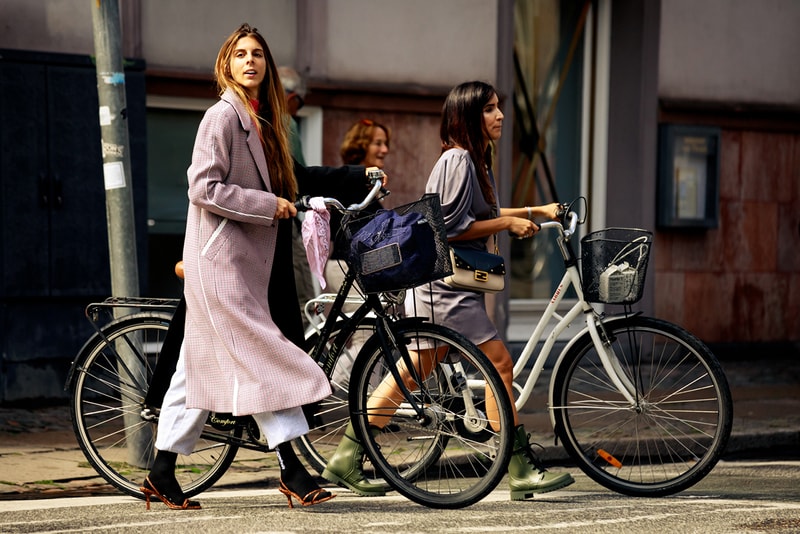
top-left (181, 70), bottom-right (331, 424)
top-left (141, 23), bottom-right (337, 511)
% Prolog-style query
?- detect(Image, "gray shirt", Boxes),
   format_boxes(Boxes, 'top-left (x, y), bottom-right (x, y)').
top-left (429, 148), bottom-right (495, 251)
top-left (405, 147), bottom-right (500, 345)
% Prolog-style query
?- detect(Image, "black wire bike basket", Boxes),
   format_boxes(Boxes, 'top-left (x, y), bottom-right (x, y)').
top-left (580, 227), bottom-right (653, 304)
top-left (344, 193), bottom-right (453, 294)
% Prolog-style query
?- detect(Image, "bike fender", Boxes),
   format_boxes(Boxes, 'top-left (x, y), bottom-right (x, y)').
top-left (351, 315), bottom-right (432, 368)
top-left (394, 316), bottom-right (432, 328)
top-left (547, 312), bottom-right (639, 430)
top-left (64, 331), bottom-right (108, 391)
top-left (64, 312), bottom-right (174, 392)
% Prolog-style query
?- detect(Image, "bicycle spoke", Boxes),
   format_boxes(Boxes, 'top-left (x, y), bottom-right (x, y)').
top-left (350, 324), bottom-right (513, 509)
top-left (70, 313), bottom-right (239, 499)
top-left (553, 316), bottom-right (732, 496)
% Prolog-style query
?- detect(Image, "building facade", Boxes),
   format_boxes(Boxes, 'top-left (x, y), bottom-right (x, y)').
top-left (0, 0), bottom-right (797, 401)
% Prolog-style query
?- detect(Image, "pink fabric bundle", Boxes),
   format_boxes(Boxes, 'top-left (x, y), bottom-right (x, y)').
top-left (301, 197), bottom-right (331, 290)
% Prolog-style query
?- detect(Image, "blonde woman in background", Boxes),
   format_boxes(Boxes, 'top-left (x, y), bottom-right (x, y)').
top-left (324, 119), bottom-right (391, 292)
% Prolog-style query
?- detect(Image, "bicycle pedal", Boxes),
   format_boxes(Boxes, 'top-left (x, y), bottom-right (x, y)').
top-left (140, 407), bottom-right (159, 422)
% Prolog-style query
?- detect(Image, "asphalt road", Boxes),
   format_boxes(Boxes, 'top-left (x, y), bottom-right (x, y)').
top-left (1, 459), bottom-right (798, 534)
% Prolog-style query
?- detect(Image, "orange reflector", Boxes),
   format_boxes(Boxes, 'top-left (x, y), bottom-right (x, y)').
top-left (597, 449), bottom-right (622, 468)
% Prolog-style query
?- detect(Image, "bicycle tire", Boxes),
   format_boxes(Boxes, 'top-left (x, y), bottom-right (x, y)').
top-left (349, 322), bottom-right (514, 509)
top-left (294, 318), bottom-right (379, 475)
top-left (302, 318), bottom-right (474, 485)
top-left (552, 315), bottom-right (733, 497)
top-left (69, 313), bottom-right (239, 499)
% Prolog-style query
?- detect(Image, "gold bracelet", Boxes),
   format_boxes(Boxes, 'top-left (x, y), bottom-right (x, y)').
top-left (526, 206), bottom-right (532, 220)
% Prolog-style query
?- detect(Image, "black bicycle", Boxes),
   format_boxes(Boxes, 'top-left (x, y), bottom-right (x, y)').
top-left (67, 177), bottom-right (515, 509)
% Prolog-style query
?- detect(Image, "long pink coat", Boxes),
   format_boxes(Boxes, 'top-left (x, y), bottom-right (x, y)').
top-left (183, 88), bottom-right (331, 416)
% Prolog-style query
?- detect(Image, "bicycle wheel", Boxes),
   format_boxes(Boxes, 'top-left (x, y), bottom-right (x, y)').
top-left (349, 322), bottom-right (514, 509)
top-left (552, 315), bottom-right (733, 497)
top-left (69, 313), bottom-right (239, 499)
top-left (294, 319), bottom-right (381, 476)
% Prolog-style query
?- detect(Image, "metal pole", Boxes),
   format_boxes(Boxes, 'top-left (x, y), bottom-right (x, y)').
top-left (90, 0), bottom-right (139, 300)
top-left (90, 0), bottom-right (151, 469)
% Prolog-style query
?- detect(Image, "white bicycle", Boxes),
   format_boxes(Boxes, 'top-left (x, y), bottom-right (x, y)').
top-left (505, 198), bottom-right (732, 496)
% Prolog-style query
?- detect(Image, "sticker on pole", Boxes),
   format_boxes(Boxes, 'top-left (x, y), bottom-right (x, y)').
top-left (103, 161), bottom-right (126, 190)
top-left (99, 106), bottom-right (112, 126)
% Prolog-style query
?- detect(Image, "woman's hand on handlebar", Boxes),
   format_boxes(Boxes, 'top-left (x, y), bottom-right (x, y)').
top-left (365, 166), bottom-right (389, 196)
top-left (508, 217), bottom-right (540, 239)
top-left (508, 202), bottom-right (563, 239)
top-left (276, 197), bottom-right (298, 219)
top-left (295, 168), bottom-right (388, 214)
top-left (532, 202), bottom-right (564, 221)
top-left (537, 197), bottom-right (584, 237)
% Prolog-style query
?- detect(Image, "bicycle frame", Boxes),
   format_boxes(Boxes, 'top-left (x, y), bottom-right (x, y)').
top-left (311, 278), bottom-right (373, 373)
top-left (301, 180), bottom-right (488, 426)
top-left (509, 215), bottom-right (640, 418)
top-left (310, 261), bottom-right (479, 425)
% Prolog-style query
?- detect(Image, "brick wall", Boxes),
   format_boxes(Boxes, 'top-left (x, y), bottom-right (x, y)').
top-left (654, 130), bottom-right (800, 342)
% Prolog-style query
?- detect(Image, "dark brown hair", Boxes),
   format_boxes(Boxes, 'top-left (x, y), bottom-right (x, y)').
top-left (440, 81), bottom-right (497, 205)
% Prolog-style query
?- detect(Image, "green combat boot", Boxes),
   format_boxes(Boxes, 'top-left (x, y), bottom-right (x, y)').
top-left (508, 425), bottom-right (574, 500)
top-left (321, 423), bottom-right (386, 497)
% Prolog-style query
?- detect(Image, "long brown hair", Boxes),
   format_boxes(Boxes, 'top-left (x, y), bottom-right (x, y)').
top-left (439, 81), bottom-right (497, 205)
top-left (214, 23), bottom-right (296, 200)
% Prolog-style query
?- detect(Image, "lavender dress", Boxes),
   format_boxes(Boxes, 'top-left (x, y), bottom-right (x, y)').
top-left (405, 148), bottom-right (500, 345)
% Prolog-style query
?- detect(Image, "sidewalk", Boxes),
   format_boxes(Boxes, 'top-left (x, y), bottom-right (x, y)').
top-left (1, 348), bottom-right (798, 500)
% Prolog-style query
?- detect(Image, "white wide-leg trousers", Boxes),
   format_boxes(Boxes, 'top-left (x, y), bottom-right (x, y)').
top-left (154, 344), bottom-right (309, 455)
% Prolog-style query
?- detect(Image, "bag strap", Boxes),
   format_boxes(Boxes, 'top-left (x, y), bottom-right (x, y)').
top-left (442, 157), bottom-right (501, 255)
top-left (490, 204), bottom-right (499, 254)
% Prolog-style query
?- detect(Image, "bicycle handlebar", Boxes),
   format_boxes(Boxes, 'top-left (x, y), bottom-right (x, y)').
top-left (512, 202), bottom-right (581, 240)
top-left (295, 169), bottom-right (386, 214)
top-left (539, 209), bottom-right (579, 238)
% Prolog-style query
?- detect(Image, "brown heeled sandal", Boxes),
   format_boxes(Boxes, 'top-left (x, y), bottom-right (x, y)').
top-left (278, 480), bottom-right (335, 508)
top-left (141, 476), bottom-right (202, 510)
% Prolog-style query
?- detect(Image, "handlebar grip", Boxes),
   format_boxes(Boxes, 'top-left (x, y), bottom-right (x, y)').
top-left (366, 166), bottom-right (390, 197)
top-left (295, 195), bottom-right (311, 211)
